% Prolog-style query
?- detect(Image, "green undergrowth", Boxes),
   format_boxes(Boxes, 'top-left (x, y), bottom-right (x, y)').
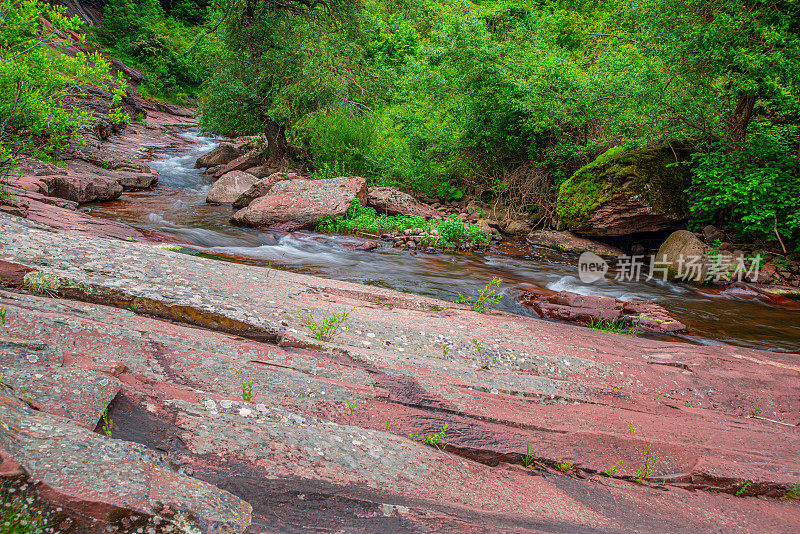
top-left (0, 491), bottom-right (48, 534)
top-left (588, 318), bottom-right (638, 336)
top-left (317, 200), bottom-right (490, 248)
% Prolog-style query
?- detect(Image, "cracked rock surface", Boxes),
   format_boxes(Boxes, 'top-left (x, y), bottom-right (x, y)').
top-left (0, 213), bottom-right (799, 532)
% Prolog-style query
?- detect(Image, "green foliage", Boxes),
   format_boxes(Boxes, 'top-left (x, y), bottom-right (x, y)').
top-left (409, 422), bottom-right (449, 449)
top-left (0, 1), bottom-right (112, 181)
top-left (0, 307), bottom-right (6, 327)
top-left (101, 408), bottom-right (113, 439)
top-left (22, 272), bottom-right (61, 293)
top-left (456, 277), bottom-right (503, 313)
top-left (554, 460), bottom-right (574, 472)
top-left (627, 422), bottom-right (659, 482)
top-left (588, 318), bottom-right (638, 336)
top-left (302, 307), bottom-right (353, 342)
top-left (786, 481), bottom-right (800, 500)
top-left (109, 76), bottom-right (130, 126)
top-left (522, 443), bottom-right (536, 468)
top-left (192, 0), bottom-right (799, 246)
top-left (317, 199), bottom-right (490, 248)
top-left (241, 380), bottom-right (253, 401)
top-left (199, 0), bottom-right (376, 137)
top-left (0, 492), bottom-right (48, 534)
top-left (100, 0), bottom-right (204, 100)
top-left (687, 124), bottom-right (800, 245)
top-left (735, 481), bottom-right (752, 497)
top-left (634, 446), bottom-right (659, 482)
top-left (292, 106), bottom-right (383, 180)
top-left (606, 460), bottom-right (623, 477)
top-left (170, 0), bottom-right (211, 25)
top-left (469, 338), bottom-right (495, 369)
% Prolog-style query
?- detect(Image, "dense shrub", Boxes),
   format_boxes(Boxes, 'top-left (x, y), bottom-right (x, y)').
top-left (0, 2), bottom-right (111, 180)
top-left (318, 199), bottom-right (490, 247)
top-left (100, 0), bottom-right (203, 100)
top-left (687, 124), bottom-right (800, 247)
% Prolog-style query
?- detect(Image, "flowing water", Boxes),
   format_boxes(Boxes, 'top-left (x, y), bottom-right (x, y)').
top-left (82, 130), bottom-right (800, 352)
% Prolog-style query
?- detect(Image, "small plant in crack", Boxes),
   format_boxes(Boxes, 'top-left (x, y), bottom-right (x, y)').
top-left (749, 407), bottom-right (762, 418)
top-left (456, 277), bottom-right (503, 313)
top-left (627, 423), bottom-right (659, 483)
top-left (0, 491), bottom-right (50, 533)
top-left (241, 380), bottom-right (254, 401)
top-left (302, 307), bottom-right (353, 342)
top-left (634, 446), bottom-right (658, 482)
top-left (785, 481), bottom-right (800, 500)
top-left (606, 460), bottom-right (623, 477)
top-left (588, 318), bottom-right (638, 337)
top-left (521, 443), bottom-right (536, 468)
top-left (554, 460), bottom-right (574, 472)
top-left (470, 339), bottom-right (494, 370)
top-left (23, 271), bottom-right (62, 296)
top-left (345, 401), bottom-right (355, 425)
top-left (101, 408), bottom-right (113, 439)
top-left (441, 345), bottom-right (450, 360)
top-left (409, 423), bottom-right (449, 450)
top-left (386, 420), bottom-right (391, 433)
top-left (735, 481), bottom-right (752, 497)
top-left (265, 262), bottom-right (273, 278)
top-left (0, 306), bottom-right (6, 327)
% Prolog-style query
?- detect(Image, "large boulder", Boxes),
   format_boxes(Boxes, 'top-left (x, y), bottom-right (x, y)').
top-left (246, 164), bottom-right (280, 179)
top-left (37, 173), bottom-right (123, 204)
top-left (367, 187), bottom-right (442, 219)
top-left (557, 143), bottom-right (692, 236)
top-left (231, 176), bottom-right (367, 230)
top-left (655, 230), bottom-right (708, 282)
top-left (519, 289), bottom-right (687, 335)
top-left (195, 143), bottom-right (243, 169)
top-left (212, 150), bottom-right (265, 178)
top-left (206, 170), bottom-right (258, 204)
top-left (501, 219), bottom-right (532, 236)
top-left (115, 169), bottom-right (159, 190)
top-left (233, 172), bottom-right (302, 209)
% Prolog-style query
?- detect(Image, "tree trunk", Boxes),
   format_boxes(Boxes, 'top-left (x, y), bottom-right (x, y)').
top-left (264, 120), bottom-right (290, 160)
top-left (728, 93), bottom-right (756, 146)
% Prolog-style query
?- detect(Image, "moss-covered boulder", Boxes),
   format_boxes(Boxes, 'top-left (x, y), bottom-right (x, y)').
top-left (556, 143), bottom-right (692, 236)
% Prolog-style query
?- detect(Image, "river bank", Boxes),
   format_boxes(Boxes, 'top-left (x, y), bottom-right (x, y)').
top-left (62, 125), bottom-right (798, 353)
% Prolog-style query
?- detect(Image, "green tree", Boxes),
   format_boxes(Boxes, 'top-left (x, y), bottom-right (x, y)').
top-left (199, 0), bottom-right (381, 160)
top-left (631, 0), bottom-right (800, 144)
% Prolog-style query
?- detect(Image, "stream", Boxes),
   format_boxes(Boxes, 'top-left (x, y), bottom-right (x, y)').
top-left (82, 130), bottom-right (800, 353)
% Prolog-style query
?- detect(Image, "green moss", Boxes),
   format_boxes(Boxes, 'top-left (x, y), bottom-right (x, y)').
top-left (556, 143), bottom-right (692, 230)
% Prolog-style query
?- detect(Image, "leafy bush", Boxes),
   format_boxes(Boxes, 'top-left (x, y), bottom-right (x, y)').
top-left (0, 1), bottom-right (111, 182)
top-left (292, 106), bottom-right (381, 179)
top-left (687, 124), bottom-right (800, 247)
top-left (456, 277), bottom-right (503, 312)
top-left (317, 199), bottom-right (490, 248)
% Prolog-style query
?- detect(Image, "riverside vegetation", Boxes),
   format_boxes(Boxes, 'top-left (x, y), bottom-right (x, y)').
top-left (3, 0), bottom-right (799, 252)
